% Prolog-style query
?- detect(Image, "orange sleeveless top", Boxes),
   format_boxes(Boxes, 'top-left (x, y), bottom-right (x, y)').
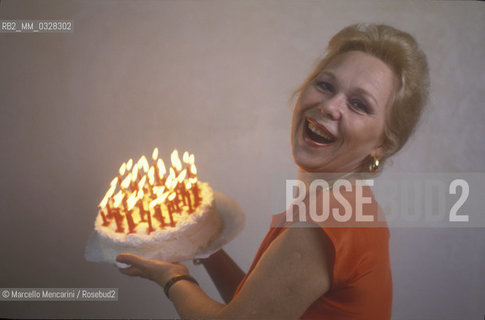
top-left (234, 187), bottom-right (392, 319)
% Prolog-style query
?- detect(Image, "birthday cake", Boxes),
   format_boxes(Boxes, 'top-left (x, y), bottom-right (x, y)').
top-left (94, 148), bottom-right (222, 262)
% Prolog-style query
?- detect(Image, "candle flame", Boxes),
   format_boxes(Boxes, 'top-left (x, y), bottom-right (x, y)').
top-left (150, 192), bottom-right (169, 208)
top-left (171, 149), bottom-right (182, 171)
top-left (190, 163), bottom-right (197, 175)
top-left (183, 151), bottom-right (189, 163)
top-left (106, 182), bottom-right (117, 198)
top-left (126, 158), bottom-right (133, 171)
top-left (113, 191), bottom-right (124, 208)
top-left (166, 168), bottom-right (178, 190)
top-left (119, 163), bottom-right (126, 176)
top-left (138, 175), bottom-right (146, 190)
top-left (99, 194), bottom-right (109, 208)
top-left (131, 164), bottom-right (139, 182)
top-left (156, 186), bottom-right (166, 197)
top-left (158, 159), bottom-right (166, 177)
top-left (168, 192), bottom-right (176, 201)
top-left (178, 169), bottom-right (187, 182)
top-left (137, 188), bottom-right (144, 200)
top-left (110, 177), bottom-right (119, 187)
top-left (148, 166), bottom-right (155, 185)
top-left (165, 174), bottom-right (174, 190)
top-left (127, 192), bottom-right (138, 210)
top-left (189, 154), bottom-right (195, 165)
top-left (186, 182), bottom-right (192, 189)
top-left (137, 155), bottom-right (149, 173)
top-left (152, 147), bottom-right (159, 161)
top-left (121, 173), bottom-right (132, 189)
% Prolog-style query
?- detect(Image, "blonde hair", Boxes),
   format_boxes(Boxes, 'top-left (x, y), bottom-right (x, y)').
top-left (296, 24), bottom-right (430, 171)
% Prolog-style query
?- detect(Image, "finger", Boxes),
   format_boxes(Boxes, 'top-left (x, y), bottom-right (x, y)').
top-left (116, 253), bottom-right (149, 269)
top-left (118, 266), bottom-right (146, 278)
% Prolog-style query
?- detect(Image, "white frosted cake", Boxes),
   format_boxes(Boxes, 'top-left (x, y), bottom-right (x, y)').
top-left (94, 149), bottom-right (222, 262)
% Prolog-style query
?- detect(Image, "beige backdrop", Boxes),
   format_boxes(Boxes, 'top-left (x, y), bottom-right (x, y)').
top-left (1, 0), bottom-right (484, 319)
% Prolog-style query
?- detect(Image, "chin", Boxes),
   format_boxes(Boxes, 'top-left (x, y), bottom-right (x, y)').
top-left (292, 150), bottom-right (327, 173)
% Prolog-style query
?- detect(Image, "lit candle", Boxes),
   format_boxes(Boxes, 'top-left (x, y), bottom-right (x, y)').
top-left (167, 167), bottom-right (176, 188)
top-left (151, 148), bottom-right (160, 183)
top-left (126, 192), bottom-right (138, 234)
top-left (100, 180), bottom-right (117, 224)
top-left (114, 190), bottom-right (129, 214)
top-left (126, 158), bottom-right (133, 171)
top-left (166, 206), bottom-right (174, 227)
top-left (185, 181), bottom-right (193, 213)
top-left (171, 149), bottom-right (182, 175)
top-left (188, 154), bottom-right (195, 178)
top-left (138, 175), bottom-right (147, 196)
top-left (176, 169), bottom-right (187, 205)
top-left (157, 158), bottom-right (166, 185)
top-left (105, 200), bottom-right (114, 220)
top-left (182, 151), bottom-right (190, 177)
top-left (110, 176), bottom-right (119, 188)
top-left (113, 192), bottom-right (125, 233)
top-left (150, 192), bottom-right (169, 228)
top-left (141, 192), bottom-right (155, 234)
top-left (137, 155), bottom-right (149, 174)
top-left (130, 163), bottom-right (139, 186)
top-left (167, 192), bottom-right (177, 226)
top-left (190, 162), bottom-right (197, 179)
top-left (168, 178), bottom-right (181, 212)
top-left (152, 147), bottom-right (159, 164)
top-left (155, 205), bottom-right (166, 228)
top-left (145, 211), bottom-right (154, 234)
top-left (121, 173), bottom-right (132, 192)
top-left (190, 177), bottom-right (200, 207)
top-left (136, 189), bottom-right (147, 222)
top-left (117, 162), bottom-right (126, 187)
top-left (147, 166), bottom-right (156, 198)
top-left (98, 195), bottom-right (109, 226)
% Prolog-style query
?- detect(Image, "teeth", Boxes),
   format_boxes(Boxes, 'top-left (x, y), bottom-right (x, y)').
top-left (308, 121), bottom-right (334, 141)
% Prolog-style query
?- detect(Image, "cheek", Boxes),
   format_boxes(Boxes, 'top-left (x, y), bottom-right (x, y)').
top-left (299, 87), bottom-right (320, 110)
top-left (290, 107), bottom-right (299, 136)
top-left (345, 120), bottom-right (385, 151)
top-left (291, 101), bottom-right (306, 132)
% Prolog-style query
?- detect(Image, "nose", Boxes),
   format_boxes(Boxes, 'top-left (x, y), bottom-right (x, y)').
top-left (318, 94), bottom-right (344, 120)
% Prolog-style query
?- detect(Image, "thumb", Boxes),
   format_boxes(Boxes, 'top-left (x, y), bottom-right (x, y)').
top-left (116, 254), bottom-right (152, 279)
top-left (116, 253), bottom-right (148, 268)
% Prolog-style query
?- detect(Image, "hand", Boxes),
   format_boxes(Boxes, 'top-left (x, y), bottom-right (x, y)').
top-left (116, 253), bottom-right (190, 287)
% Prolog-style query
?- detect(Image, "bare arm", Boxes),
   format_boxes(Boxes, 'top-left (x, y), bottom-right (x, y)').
top-left (118, 222), bottom-right (332, 319)
top-left (196, 249), bottom-right (246, 303)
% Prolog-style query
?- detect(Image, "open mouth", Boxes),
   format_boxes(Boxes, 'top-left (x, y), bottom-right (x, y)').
top-left (304, 119), bottom-right (336, 144)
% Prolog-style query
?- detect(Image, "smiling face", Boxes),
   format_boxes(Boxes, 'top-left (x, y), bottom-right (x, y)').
top-left (291, 50), bottom-right (397, 173)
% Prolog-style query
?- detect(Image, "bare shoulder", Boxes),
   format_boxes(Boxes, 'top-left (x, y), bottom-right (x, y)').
top-left (273, 222), bottom-right (333, 294)
top-left (223, 222), bottom-right (332, 319)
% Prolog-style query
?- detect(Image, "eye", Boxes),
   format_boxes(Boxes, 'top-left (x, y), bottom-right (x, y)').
top-left (315, 80), bottom-right (334, 93)
top-left (349, 99), bottom-right (371, 114)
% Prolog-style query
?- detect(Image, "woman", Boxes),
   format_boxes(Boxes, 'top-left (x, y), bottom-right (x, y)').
top-left (117, 23), bottom-right (429, 319)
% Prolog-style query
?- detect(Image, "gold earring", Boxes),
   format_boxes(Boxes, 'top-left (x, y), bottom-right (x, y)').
top-left (369, 155), bottom-right (380, 174)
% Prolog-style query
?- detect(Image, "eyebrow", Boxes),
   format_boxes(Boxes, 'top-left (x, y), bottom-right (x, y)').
top-left (318, 71), bottom-right (379, 110)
